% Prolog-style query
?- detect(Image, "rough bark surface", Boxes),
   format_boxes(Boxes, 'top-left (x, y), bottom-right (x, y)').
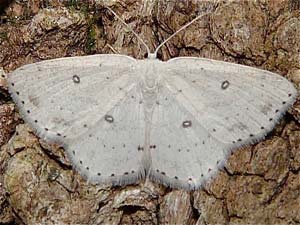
top-left (0, 0), bottom-right (300, 224)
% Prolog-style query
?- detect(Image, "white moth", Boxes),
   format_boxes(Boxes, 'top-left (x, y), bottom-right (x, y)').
top-left (7, 8), bottom-right (298, 190)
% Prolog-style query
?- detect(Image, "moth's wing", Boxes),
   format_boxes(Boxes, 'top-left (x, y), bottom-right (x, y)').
top-left (68, 83), bottom-right (147, 185)
top-left (165, 57), bottom-right (298, 144)
top-left (8, 54), bottom-right (147, 185)
top-left (149, 85), bottom-right (225, 190)
top-left (149, 57), bottom-right (297, 190)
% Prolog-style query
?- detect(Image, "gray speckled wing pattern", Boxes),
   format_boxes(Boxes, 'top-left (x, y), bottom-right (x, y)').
top-left (8, 54), bottom-right (148, 185)
top-left (8, 54), bottom-right (297, 190)
top-left (149, 57), bottom-right (297, 189)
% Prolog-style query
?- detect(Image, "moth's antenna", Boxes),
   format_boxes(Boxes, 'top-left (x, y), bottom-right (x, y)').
top-left (106, 7), bottom-right (151, 57)
top-left (154, 11), bottom-right (211, 58)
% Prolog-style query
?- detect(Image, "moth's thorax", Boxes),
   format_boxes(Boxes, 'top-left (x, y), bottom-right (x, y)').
top-left (139, 58), bottom-right (164, 89)
top-left (139, 58), bottom-right (164, 119)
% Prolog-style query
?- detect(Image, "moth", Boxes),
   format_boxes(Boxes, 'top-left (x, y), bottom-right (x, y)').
top-left (7, 7), bottom-right (297, 190)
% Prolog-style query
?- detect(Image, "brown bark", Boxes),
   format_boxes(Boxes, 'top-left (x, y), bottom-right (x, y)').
top-left (0, 1), bottom-right (300, 224)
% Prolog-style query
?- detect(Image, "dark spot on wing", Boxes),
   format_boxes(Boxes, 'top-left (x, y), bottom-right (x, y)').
top-left (105, 115), bottom-right (114, 123)
top-left (150, 145), bottom-right (156, 149)
top-left (221, 80), bottom-right (230, 89)
top-left (182, 120), bottom-right (192, 128)
top-left (72, 75), bottom-right (80, 83)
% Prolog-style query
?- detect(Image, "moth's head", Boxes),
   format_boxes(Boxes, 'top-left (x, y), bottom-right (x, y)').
top-left (138, 56), bottom-right (163, 76)
top-left (142, 56), bottom-right (163, 68)
top-left (147, 53), bottom-right (157, 59)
